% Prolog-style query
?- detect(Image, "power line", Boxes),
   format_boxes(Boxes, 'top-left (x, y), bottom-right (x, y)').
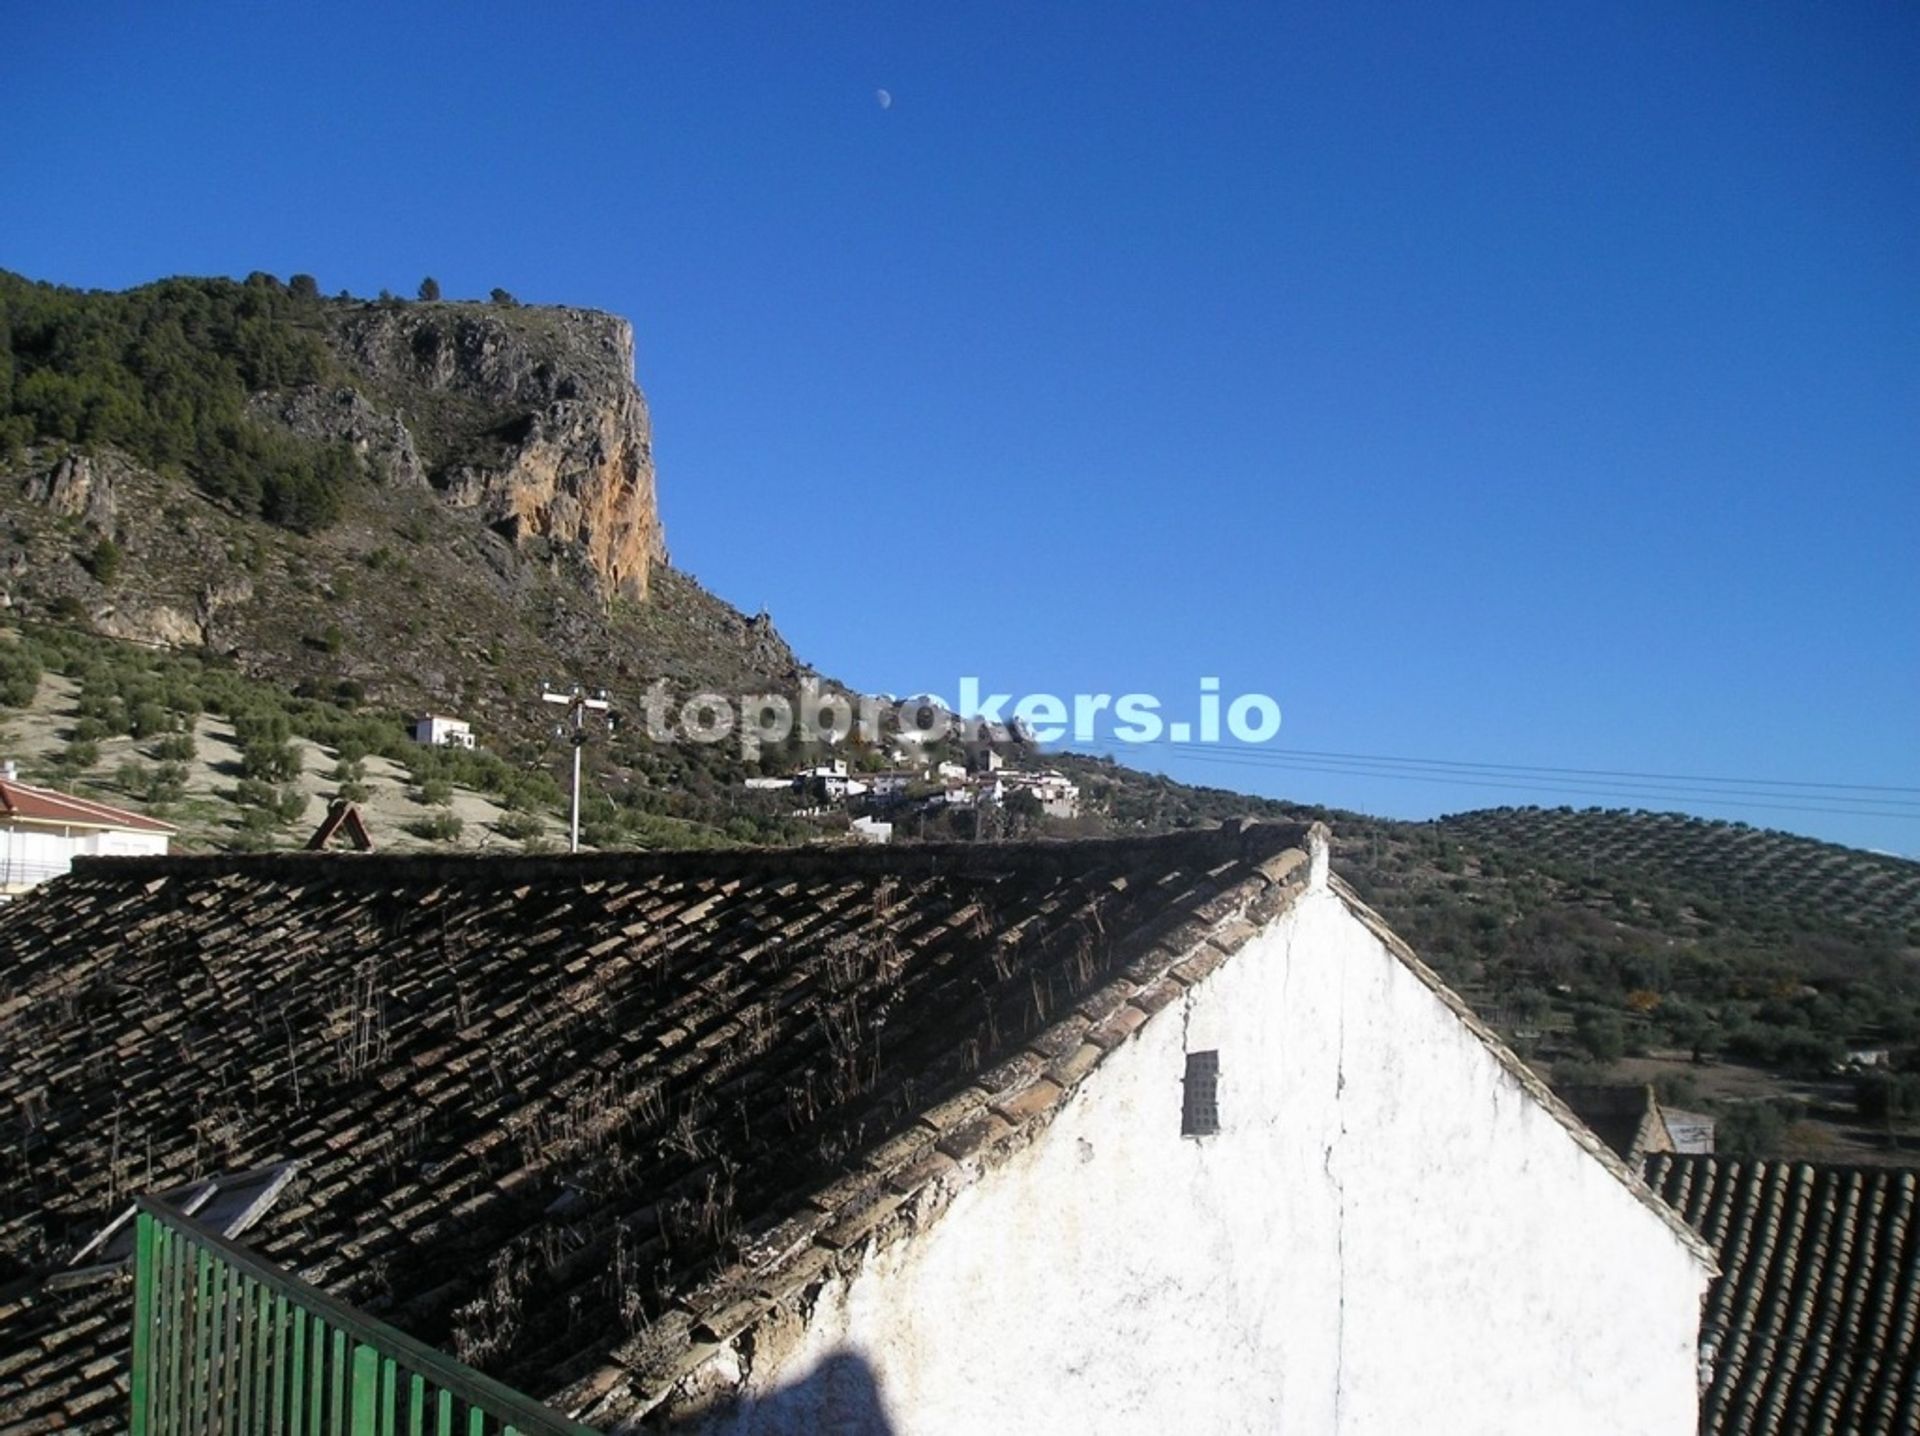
top-left (541, 682), bottom-right (612, 853)
top-left (1115, 738), bottom-right (1920, 796)
top-left (1131, 744), bottom-right (1920, 813)
top-left (1160, 750), bottom-right (1920, 819)
top-left (1066, 743), bottom-right (1920, 823)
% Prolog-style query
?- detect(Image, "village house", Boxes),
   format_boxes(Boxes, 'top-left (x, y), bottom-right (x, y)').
top-left (863, 771), bottom-right (921, 804)
top-left (925, 766), bottom-right (1081, 821)
top-left (998, 767), bottom-right (1081, 820)
top-left (0, 764), bottom-right (173, 898)
top-left (745, 764), bottom-right (913, 806)
top-left (931, 781), bottom-right (976, 809)
top-left (780, 760), bottom-right (866, 802)
top-left (409, 713), bottom-right (476, 750)
top-left (0, 823), bottom-right (1718, 1433)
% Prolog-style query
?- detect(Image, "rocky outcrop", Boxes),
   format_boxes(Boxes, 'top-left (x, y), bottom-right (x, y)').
top-left (321, 305), bottom-right (667, 601)
top-left (197, 573), bottom-right (256, 650)
top-left (94, 602), bottom-right (206, 648)
top-left (21, 451), bottom-right (122, 530)
top-left (248, 385), bottom-right (424, 486)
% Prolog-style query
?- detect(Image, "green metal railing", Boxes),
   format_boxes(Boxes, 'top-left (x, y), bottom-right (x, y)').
top-left (129, 1198), bottom-right (598, 1435)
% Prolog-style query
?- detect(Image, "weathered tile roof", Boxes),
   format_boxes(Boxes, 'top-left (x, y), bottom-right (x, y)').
top-left (1644, 1153), bottom-right (1920, 1436)
top-left (0, 822), bottom-right (1315, 1429)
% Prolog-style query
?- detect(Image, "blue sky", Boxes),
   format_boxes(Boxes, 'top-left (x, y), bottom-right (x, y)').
top-left (5, 2), bottom-right (1916, 851)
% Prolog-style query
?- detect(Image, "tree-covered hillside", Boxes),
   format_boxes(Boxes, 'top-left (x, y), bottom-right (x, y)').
top-left (0, 270), bottom-right (365, 530)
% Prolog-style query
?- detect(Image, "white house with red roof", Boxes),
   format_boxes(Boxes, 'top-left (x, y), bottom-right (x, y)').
top-left (0, 762), bottom-right (174, 897)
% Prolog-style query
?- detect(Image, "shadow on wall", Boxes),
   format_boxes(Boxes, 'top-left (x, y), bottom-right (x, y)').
top-left (665, 1351), bottom-right (897, 1435)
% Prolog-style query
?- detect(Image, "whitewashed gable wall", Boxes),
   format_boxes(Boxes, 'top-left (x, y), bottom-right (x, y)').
top-left (670, 881), bottom-right (1710, 1436)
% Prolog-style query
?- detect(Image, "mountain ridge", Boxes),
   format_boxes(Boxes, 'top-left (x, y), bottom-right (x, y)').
top-left (1, 269), bottom-right (667, 600)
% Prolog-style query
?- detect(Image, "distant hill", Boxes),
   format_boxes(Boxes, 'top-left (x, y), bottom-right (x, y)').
top-left (0, 268), bottom-right (664, 587)
top-left (1439, 806), bottom-right (1920, 938)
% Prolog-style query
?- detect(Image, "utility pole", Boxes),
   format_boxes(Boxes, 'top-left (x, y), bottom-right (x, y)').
top-left (541, 682), bottom-right (612, 853)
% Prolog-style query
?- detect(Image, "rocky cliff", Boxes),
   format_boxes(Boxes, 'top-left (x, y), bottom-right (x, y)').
top-left (254, 302), bottom-right (668, 600)
top-left (0, 275), bottom-right (801, 736)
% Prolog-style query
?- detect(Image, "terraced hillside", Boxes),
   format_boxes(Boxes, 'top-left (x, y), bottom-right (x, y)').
top-left (0, 622), bottom-right (800, 856)
top-left (1441, 806), bottom-right (1920, 941)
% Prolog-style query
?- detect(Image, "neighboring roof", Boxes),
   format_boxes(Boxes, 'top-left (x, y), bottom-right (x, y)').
top-left (1645, 1153), bottom-right (1920, 1436)
top-left (1559, 1084), bottom-right (1674, 1164)
top-left (0, 823), bottom-right (1317, 1428)
top-left (0, 778), bottom-right (175, 835)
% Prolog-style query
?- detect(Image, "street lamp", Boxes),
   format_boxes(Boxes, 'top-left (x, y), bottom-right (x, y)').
top-left (541, 683), bottom-right (612, 853)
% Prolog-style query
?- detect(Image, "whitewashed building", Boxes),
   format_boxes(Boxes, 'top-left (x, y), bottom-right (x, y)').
top-left (865, 770), bottom-right (922, 803)
top-left (409, 713), bottom-right (475, 749)
top-left (799, 763), bottom-right (867, 801)
top-left (0, 766), bottom-right (174, 897)
top-left (1001, 767), bottom-right (1081, 819)
top-left (617, 823), bottom-right (1717, 1435)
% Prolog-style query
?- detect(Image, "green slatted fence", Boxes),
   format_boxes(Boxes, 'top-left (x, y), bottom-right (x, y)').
top-left (129, 1198), bottom-right (599, 1436)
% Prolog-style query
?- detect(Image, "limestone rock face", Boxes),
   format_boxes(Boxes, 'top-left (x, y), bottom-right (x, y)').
top-left (324, 305), bottom-right (667, 601)
top-left (95, 602), bottom-right (206, 649)
top-left (248, 385), bottom-right (425, 487)
top-left (22, 451), bottom-right (122, 530)
top-left (197, 573), bottom-right (256, 649)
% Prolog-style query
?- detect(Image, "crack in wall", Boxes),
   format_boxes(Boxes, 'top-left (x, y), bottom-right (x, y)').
top-left (1327, 919), bottom-right (1350, 1434)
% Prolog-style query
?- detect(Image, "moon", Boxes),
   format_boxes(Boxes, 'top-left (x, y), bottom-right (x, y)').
top-left (875, 88), bottom-right (893, 110)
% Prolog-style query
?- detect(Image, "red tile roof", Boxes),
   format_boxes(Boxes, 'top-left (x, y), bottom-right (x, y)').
top-left (0, 778), bottom-right (175, 835)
